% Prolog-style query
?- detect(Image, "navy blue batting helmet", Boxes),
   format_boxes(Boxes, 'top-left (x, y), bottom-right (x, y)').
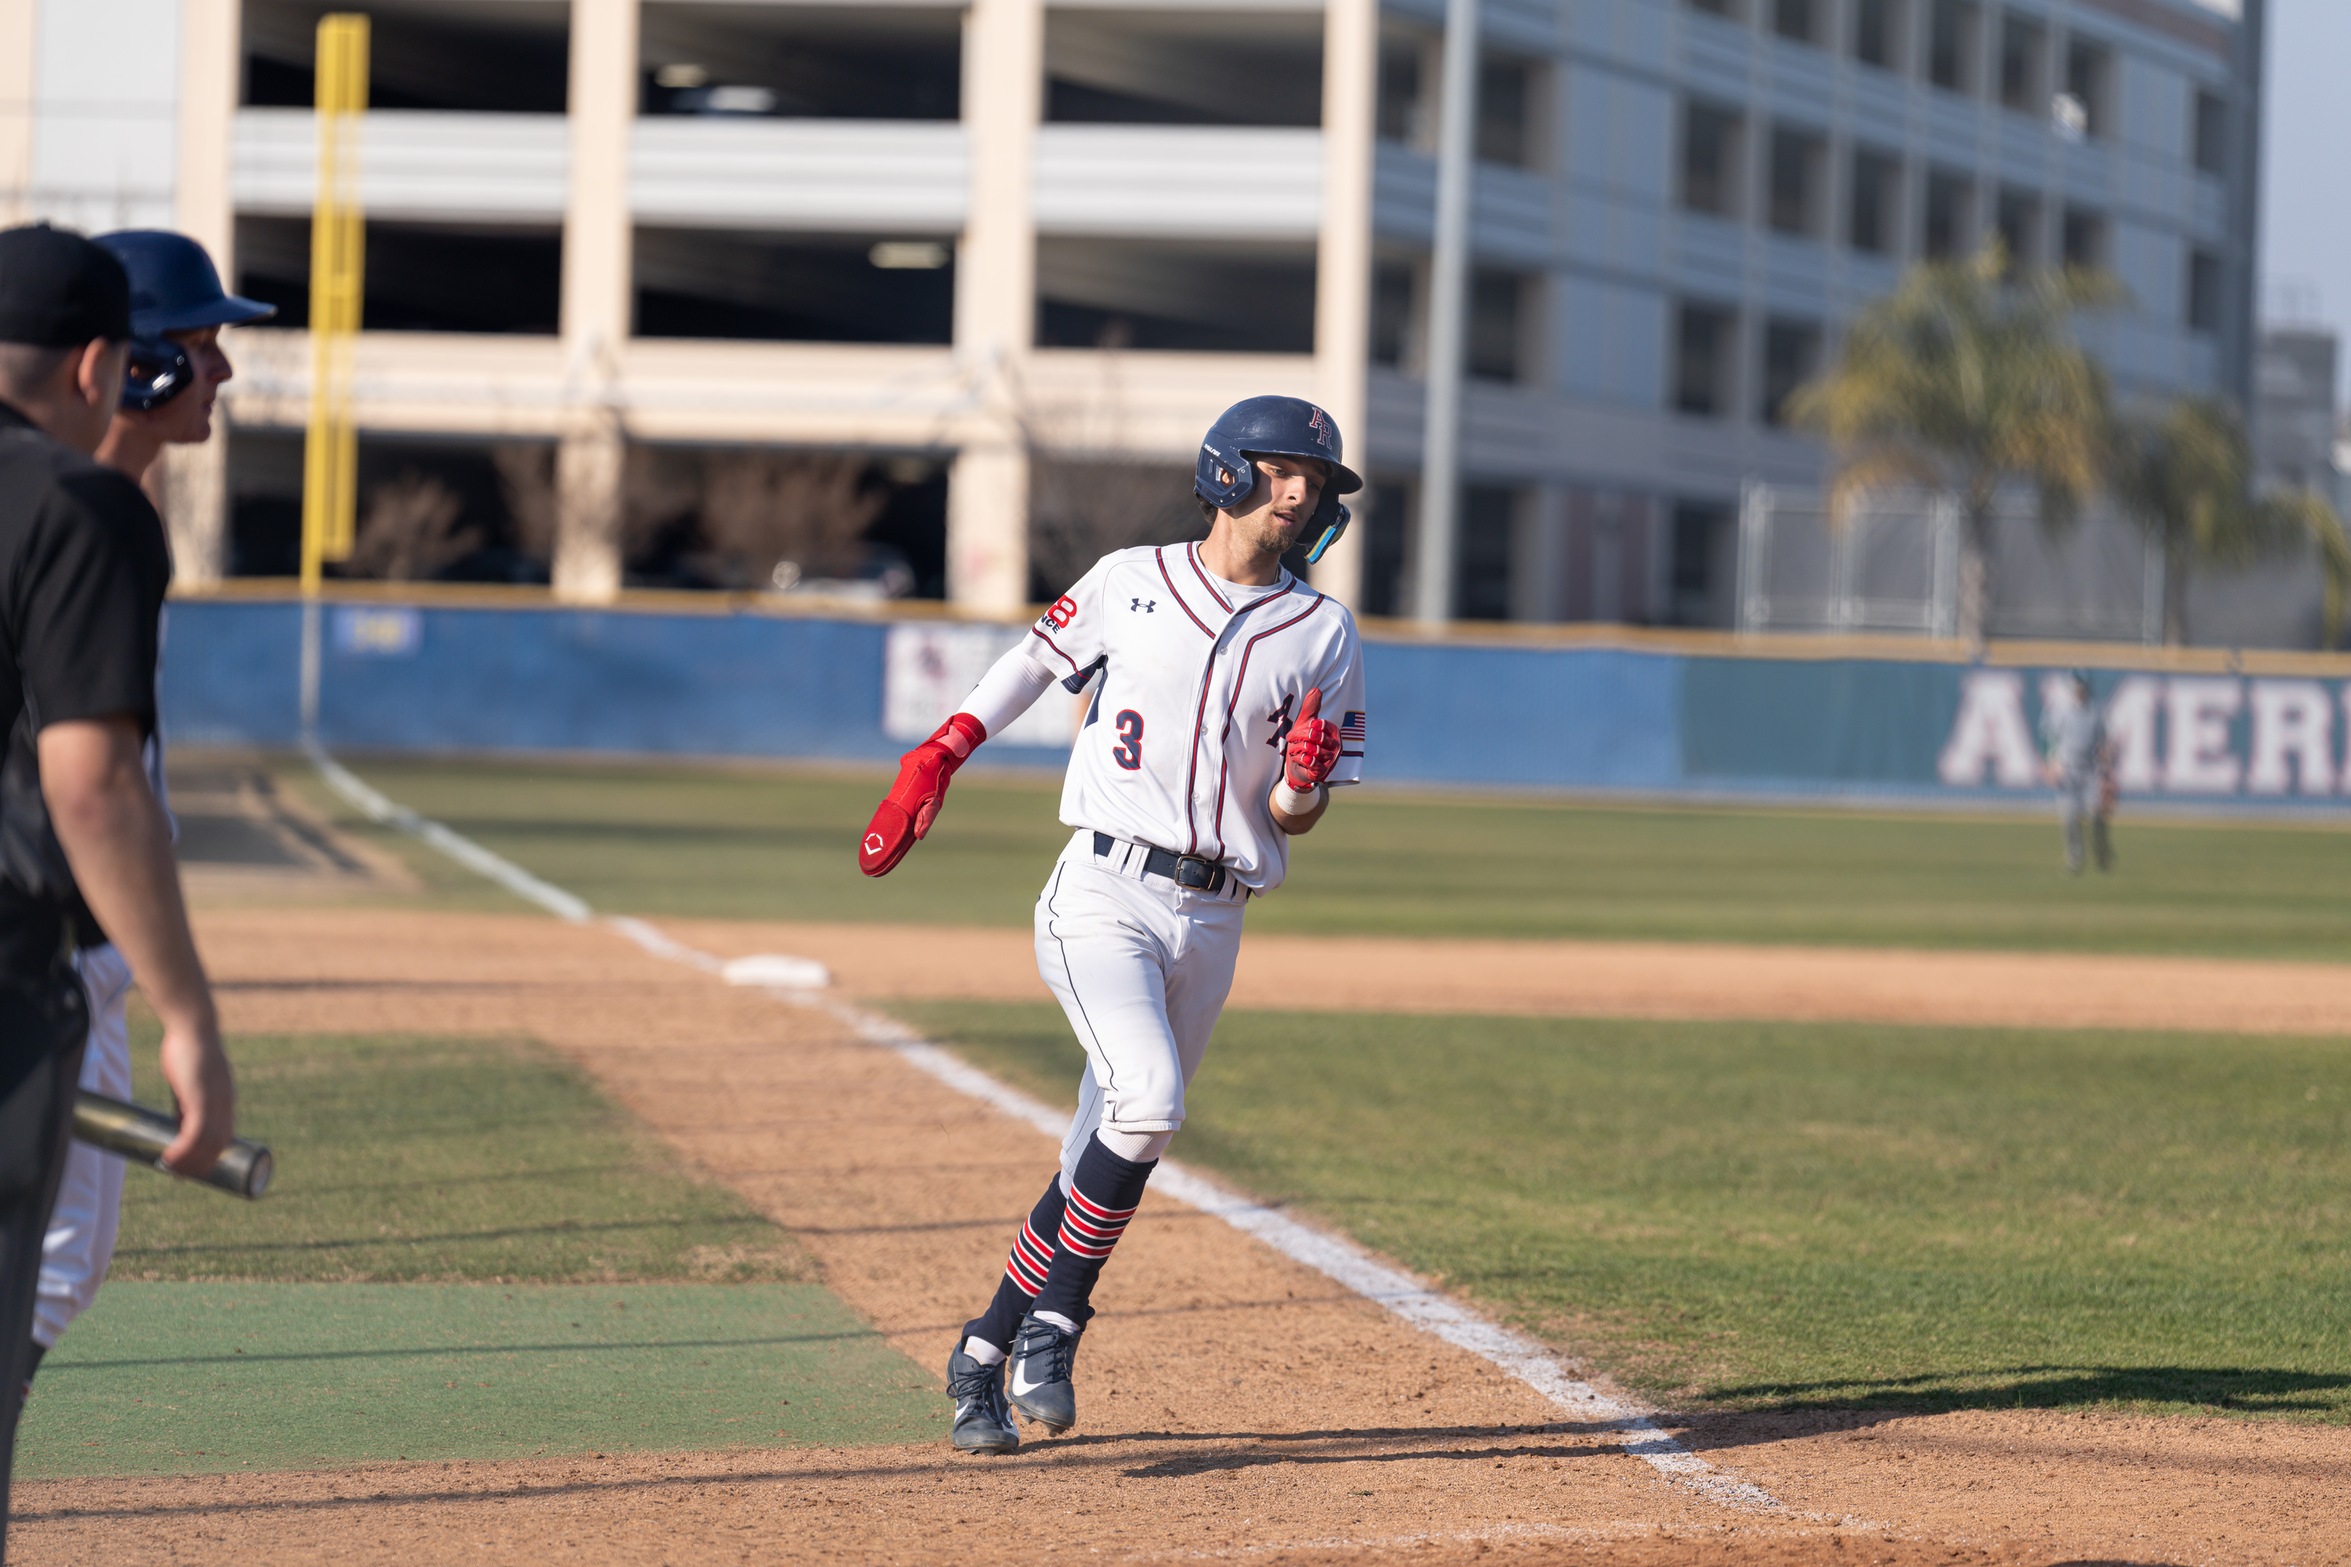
top-left (95, 229), bottom-right (275, 411)
top-left (1194, 395), bottom-right (1363, 566)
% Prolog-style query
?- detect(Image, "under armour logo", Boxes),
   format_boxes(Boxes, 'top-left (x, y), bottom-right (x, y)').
top-left (1130, 597), bottom-right (1156, 613)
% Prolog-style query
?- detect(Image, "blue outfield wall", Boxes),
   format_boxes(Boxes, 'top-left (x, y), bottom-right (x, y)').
top-left (159, 597), bottom-right (2351, 812)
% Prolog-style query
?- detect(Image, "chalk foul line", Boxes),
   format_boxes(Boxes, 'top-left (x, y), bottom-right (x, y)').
top-left (305, 748), bottom-right (1780, 1514)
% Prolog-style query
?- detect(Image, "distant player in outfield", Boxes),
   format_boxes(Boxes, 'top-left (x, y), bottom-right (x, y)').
top-left (2042, 670), bottom-right (2114, 876)
top-left (25, 230), bottom-right (270, 1389)
top-left (858, 396), bottom-right (1366, 1454)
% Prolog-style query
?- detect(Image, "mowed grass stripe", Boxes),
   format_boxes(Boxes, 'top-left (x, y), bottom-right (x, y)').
top-left (280, 755), bottom-right (2351, 959)
top-left (117, 1022), bottom-right (810, 1284)
top-left (898, 1001), bottom-right (2351, 1422)
top-left (32, 1023), bottom-right (943, 1477)
top-left (15, 1283), bottom-right (940, 1476)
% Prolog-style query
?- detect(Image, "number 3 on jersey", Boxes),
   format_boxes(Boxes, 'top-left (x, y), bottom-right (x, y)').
top-left (1110, 709), bottom-right (1145, 770)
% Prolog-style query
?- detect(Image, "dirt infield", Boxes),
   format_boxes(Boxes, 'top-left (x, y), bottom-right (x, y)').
top-left (15, 906), bottom-right (2349, 1566)
top-left (662, 916), bottom-right (2351, 1037)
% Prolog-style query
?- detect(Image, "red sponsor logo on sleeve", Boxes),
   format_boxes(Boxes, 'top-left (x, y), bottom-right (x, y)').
top-left (1043, 594), bottom-right (1078, 630)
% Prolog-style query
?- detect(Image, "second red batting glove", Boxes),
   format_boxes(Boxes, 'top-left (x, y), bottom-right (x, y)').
top-left (859, 712), bottom-right (986, 877)
top-left (1283, 686), bottom-right (1340, 792)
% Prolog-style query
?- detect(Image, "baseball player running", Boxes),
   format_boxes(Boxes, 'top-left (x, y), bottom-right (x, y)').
top-left (2041, 670), bottom-right (2114, 876)
top-left (25, 231), bottom-right (270, 1393)
top-left (859, 396), bottom-right (1367, 1454)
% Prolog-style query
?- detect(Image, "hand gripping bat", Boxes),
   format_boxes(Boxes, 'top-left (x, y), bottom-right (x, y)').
top-left (73, 1091), bottom-right (274, 1200)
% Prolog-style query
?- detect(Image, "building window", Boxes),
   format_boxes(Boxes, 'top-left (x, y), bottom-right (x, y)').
top-left (2187, 250), bottom-right (2223, 336)
top-left (1478, 54), bottom-right (1540, 167)
top-left (2193, 90), bottom-right (2228, 176)
top-left (636, 229), bottom-right (954, 344)
top-left (2061, 205), bottom-right (2108, 271)
top-left (1849, 147), bottom-right (1903, 255)
top-left (244, 0), bottom-right (570, 113)
top-left (1997, 12), bottom-right (2047, 114)
top-left (1760, 317), bottom-right (1822, 426)
top-left (1371, 259), bottom-right (1419, 369)
top-left (1045, 8), bottom-right (1321, 126)
top-left (1377, 34), bottom-right (1426, 143)
top-left (1923, 169), bottom-right (1973, 259)
top-left (1929, 0), bottom-right (1980, 95)
top-left (2062, 38), bottom-right (2109, 138)
top-left (1469, 270), bottom-right (1529, 382)
top-left (1994, 187), bottom-right (2041, 273)
top-left (1769, 126), bottom-right (1828, 238)
top-left (1775, 0), bottom-right (1822, 45)
top-left (1458, 486), bottom-right (1517, 622)
top-left (1681, 101), bottom-right (1745, 218)
top-left (1853, 0), bottom-right (1905, 71)
top-left (1674, 303), bottom-right (1737, 418)
top-left (640, 5), bottom-right (962, 121)
top-left (1670, 501), bottom-right (1734, 627)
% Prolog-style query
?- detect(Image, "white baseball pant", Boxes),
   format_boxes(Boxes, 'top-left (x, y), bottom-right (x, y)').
top-left (34, 943), bottom-right (134, 1350)
top-left (1034, 830), bottom-right (1245, 1183)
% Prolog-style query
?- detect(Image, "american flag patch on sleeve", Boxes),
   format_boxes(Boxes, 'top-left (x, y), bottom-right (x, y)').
top-left (1340, 710), bottom-right (1367, 751)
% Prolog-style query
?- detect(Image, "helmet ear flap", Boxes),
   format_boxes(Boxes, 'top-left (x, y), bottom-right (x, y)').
top-left (1302, 500), bottom-right (1350, 566)
top-left (121, 336), bottom-right (192, 412)
top-left (1193, 438), bottom-right (1256, 512)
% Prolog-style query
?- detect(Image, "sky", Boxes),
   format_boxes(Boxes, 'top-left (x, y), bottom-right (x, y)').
top-left (2260, 0), bottom-right (2351, 403)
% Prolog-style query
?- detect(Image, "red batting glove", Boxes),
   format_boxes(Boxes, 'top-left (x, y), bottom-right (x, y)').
top-left (1283, 687), bottom-right (1340, 791)
top-left (860, 712), bottom-right (986, 877)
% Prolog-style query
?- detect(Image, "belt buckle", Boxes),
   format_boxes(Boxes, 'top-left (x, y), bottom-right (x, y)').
top-left (1173, 854), bottom-right (1218, 891)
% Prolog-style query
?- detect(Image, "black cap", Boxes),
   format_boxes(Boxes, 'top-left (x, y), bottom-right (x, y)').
top-left (0, 224), bottom-right (133, 346)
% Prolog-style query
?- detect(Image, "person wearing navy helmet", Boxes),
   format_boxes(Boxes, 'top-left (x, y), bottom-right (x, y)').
top-left (24, 228), bottom-right (262, 1407)
top-left (91, 230), bottom-right (274, 486)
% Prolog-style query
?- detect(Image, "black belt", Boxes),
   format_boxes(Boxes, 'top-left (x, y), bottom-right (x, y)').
top-left (1093, 832), bottom-right (1227, 893)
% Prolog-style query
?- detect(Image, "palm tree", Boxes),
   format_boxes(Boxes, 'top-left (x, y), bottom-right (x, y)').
top-left (1789, 245), bottom-right (2115, 645)
top-left (2107, 396), bottom-right (2351, 646)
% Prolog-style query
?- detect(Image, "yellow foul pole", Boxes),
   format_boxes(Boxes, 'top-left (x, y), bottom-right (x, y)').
top-left (301, 14), bottom-right (366, 592)
top-left (297, 15), bottom-right (365, 742)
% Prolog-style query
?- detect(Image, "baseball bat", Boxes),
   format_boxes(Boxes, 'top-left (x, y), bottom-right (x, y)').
top-left (71, 1091), bottom-right (274, 1200)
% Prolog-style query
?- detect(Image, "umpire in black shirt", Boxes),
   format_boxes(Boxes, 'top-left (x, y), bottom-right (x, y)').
top-left (0, 224), bottom-right (233, 1556)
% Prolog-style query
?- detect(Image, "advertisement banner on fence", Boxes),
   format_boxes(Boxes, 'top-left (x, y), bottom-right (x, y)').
top-left (1940, 670), bottom-right (2343, 800)
top-left (882, 623), bottom-right (1090, 752)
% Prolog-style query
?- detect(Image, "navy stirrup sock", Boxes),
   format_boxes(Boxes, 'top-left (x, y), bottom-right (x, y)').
top-left (1029, 1134), bottom-right (1156, 1327)
top-left (967, 1173), bottom-right (1068, 1353)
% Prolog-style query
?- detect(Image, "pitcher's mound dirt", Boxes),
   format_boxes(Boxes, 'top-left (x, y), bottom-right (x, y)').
top-left (14, 907), bottom-right (2346, 1566)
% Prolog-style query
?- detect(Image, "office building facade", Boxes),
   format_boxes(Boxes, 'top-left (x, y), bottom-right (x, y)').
top-left (1, 0), bottom-right (2261, 631)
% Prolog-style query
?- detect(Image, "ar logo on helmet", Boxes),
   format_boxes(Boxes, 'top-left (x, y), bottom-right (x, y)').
top-left (1306, 405), bottom-right (1333, 449)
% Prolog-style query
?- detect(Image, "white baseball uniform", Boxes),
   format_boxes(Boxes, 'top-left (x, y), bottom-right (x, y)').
top-left (958, 542), bottom-right (1366, 1174)
top-left (35, 733), bottom-right (165, 1352)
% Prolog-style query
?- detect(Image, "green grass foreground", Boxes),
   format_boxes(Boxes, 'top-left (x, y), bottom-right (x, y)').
top-left (118, 1024), bottom-right (811, 1283)
top-left (15, 1283), bottom-right (939, 1476)
top-left (25, 1025), bottom-right (943, 1476)
top-left (898, 1001), bottom-right (2351, 1422)
top-left (285, 755), bottom-right (2351, 959)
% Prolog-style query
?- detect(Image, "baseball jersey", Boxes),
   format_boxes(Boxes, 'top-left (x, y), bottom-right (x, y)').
top-left (2043, 702), bottom-right (2106, 783)
top-left (1023, 542), bottom-right (1366, 895)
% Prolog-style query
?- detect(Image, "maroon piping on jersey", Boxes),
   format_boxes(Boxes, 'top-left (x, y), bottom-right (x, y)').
top-left (1154, 547), bottom-right (1218, 639)
top-left (1029, 625), bottom-right (1082, 676)
top-left (1178, 576), bottom-right (1303, 855)
top-left (1207, 593), bottom-right (1326, 861)
top-left (1186, 543), bottom-right (1234, 612)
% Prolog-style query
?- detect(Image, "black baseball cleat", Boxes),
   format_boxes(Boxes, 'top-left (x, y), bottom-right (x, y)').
top-left (946, 1347), bottom-right (1020, 1454)
top-left (1007, 1315), bottom-right (1081, 1435)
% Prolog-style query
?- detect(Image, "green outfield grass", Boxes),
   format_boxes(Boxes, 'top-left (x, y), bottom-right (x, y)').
top-left (897, 1001), bottom-right (2351, 1422)
top-left (277, 754), bottom-right (2351, 959)
top-left (117, 1020), bottom-right (810, 1283)
top-left (24, 1019), bottom-right (942, 1475)
top-left (15, 1282), bottom-right (937, 1476)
